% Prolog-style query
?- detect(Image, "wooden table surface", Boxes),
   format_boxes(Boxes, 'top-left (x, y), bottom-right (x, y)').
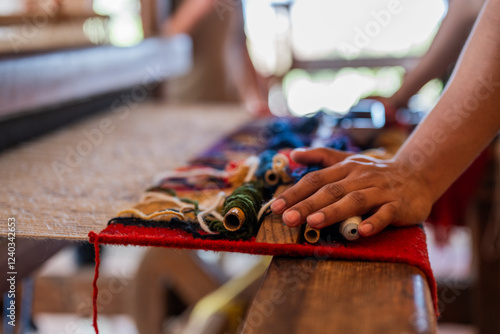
top-left (242, 257), bottom-right (436, 334)
top-left (0, 102), bottom-right (250, 240)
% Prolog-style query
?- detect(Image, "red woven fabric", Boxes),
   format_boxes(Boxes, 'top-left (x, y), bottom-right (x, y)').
top-left (92, 242), bottom-right (100, 334)
top-left (89, 223), bottom-right (438, 314)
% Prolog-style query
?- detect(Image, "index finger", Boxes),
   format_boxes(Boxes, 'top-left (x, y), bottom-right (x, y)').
top-left (270, 165), bottom-right (347, 214)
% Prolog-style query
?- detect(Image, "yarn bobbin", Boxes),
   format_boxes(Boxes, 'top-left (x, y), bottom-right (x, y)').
top-left (304, 224), bottom-right (321, 244)
top-left (223, 207), bottom-right (246, 232)
top-left (264, 169), bottom-right (280, 186)
top-left (340, 216), bottom-right (362, 241)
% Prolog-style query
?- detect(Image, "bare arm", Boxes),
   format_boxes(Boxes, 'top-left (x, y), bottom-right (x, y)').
top-left (271, 0), bottom-right (500, 237)
top-left (162, 0), bottom-right (215, 36)
top-left (388, 0), bottom-right (485, 109)
top-left (225, 4), bottom-right (271, 116)
top-left (163, 0), bottom-right (270, 115)
top-left (397, 0), bottom-right (500, 202)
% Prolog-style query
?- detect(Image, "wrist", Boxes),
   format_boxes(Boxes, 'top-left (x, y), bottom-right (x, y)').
top-left (393, 153), bottom-right (441, 205)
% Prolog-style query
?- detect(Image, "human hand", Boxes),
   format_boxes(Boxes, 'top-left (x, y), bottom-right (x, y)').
top-left (270, 148), bottom-right (433, 237)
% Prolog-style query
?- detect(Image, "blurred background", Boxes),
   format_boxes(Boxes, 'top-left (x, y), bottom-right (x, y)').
top-left (0, 0), bottom-right (445, 116)
top-left (1, 1), bottom-right (496, 334)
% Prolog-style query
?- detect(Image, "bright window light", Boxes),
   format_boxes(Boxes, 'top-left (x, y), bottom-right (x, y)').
top-left (93, 0), bottom-right (143, 47)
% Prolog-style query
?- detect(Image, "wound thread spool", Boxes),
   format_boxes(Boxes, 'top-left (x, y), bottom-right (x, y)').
top-left (264, 169), bottom-right (280, 186)
top-left (223, 207), bottom-right (246, 231)
top-left (220, 181), bottom-right (267, 236)
top-left (339, 216), bottom-right (362, 241)
top-left (304, 224), bottom-right (321, 244)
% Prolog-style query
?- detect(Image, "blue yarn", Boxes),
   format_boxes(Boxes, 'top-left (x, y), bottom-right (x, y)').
top-left (255, 150), bottom-right (277, 180)
top-left (268, 114), bottom-right (321, 136)
top-left (268, 118), bottom-right (292, 135)
top-left (325, 135), bottom-right (351, 151)
top-left (292, 112), bottom-right (322, 134)
top-left (267, 132), bottom-right (305, 150)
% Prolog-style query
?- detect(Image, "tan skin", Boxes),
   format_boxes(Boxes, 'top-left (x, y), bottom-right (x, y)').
top-left (271, 0), bottom-right (500, 237)
top-left (382, 0), bottom-right (485, 110)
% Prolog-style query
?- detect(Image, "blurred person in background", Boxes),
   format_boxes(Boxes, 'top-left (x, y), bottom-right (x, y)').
top-left (376, 0), bottom-right (486, 124)
top-left (160, 0), bottom-right (270, 116)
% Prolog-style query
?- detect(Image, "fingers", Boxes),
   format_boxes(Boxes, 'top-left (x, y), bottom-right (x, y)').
top-left (270, 166), bottom-right (347, 215)
top-left (290, 148), bottom-right (352, 168)
top-left (280, 175), bottom-right (377, 226)
top-left (303, 188), bottom-right (389, 229)
top-left (269, 148), bottom-right (415, 238)
top-left (358, 203), bottom-right (399, 237)
top-left (270, 148), bottom-right (352, 215)
top-left (281, 181), bottom-right (350, 226)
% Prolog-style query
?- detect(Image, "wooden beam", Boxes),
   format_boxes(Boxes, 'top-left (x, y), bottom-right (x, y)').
top-left (256, 212), bottom-right (302, 244)
top-left (0, 36), bottom-right (191, 119)
top-left (242, 257), bottom-right (436, 334)
top-left (256, 185), bottom-right (302, 244)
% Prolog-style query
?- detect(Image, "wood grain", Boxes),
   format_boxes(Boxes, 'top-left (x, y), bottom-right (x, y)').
top-left (241, 257), bottom-right (436, 334)
top-left (256, 185), bottom-right (302, 244)
top-left (256, 213), bottom-right (302, 244)
top-left (0, 103), bottom-right (251, 240)
top-left (133, 248), bottom-right (223, 334)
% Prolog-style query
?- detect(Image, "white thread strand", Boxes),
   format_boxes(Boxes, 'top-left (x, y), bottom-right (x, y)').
top-left (244, 156), bottom-right (261, 183)
top-left (197, 192), bottom-right (226, 234)
top-left (140, 192), bottom-right (194, 209)
top-left (117, 208), bottom-right (185, 221)
top-left (257, 197), bottom-right (277, 221)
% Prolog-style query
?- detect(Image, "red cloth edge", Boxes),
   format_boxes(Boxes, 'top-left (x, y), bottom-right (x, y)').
top-left (92, 241), bottom-right (100, 334)
top-left (88, 224), bottom-right (438, 316)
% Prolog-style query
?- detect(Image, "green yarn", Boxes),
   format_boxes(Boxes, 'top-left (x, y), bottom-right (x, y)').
top-left (210, 181), bottom-right (268, 240)
top-left (179, 198), bottom-right (199, 212)
top-left (146, 186), bottom-right (200, 213)
top-left (206, 218), bottom-right (250, 240)
top-left (148, 182), bottom-right (269, 240)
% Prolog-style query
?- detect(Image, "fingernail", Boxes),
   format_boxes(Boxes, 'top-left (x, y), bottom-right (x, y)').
top-left (359, 223), bottom-right (373, 236)
top-left (271, 199), bottom-right (286, 213)
top-left (307, 212), bottom-right (324, 226)
top-left (283, 210), bottom-right (301, 226)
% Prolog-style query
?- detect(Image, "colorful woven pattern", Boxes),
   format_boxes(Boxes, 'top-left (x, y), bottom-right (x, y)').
top-left (90, 114), bottom-right (440, 332)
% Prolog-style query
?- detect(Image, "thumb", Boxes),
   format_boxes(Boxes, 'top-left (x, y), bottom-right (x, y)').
top-left (290, 148), bottom-right (352, 167)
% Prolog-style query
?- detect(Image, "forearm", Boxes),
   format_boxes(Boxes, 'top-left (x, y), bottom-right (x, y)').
top-left (391, 0), bottom-right (485, 107)
top-left (224, 5), bottom-right (269, 115)
top-left (396, 0), bottom-right (500, 202)
top-left (162, 0), bottom-right (214, 36)
top-left (226, 40), bottom-right (264, 106)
